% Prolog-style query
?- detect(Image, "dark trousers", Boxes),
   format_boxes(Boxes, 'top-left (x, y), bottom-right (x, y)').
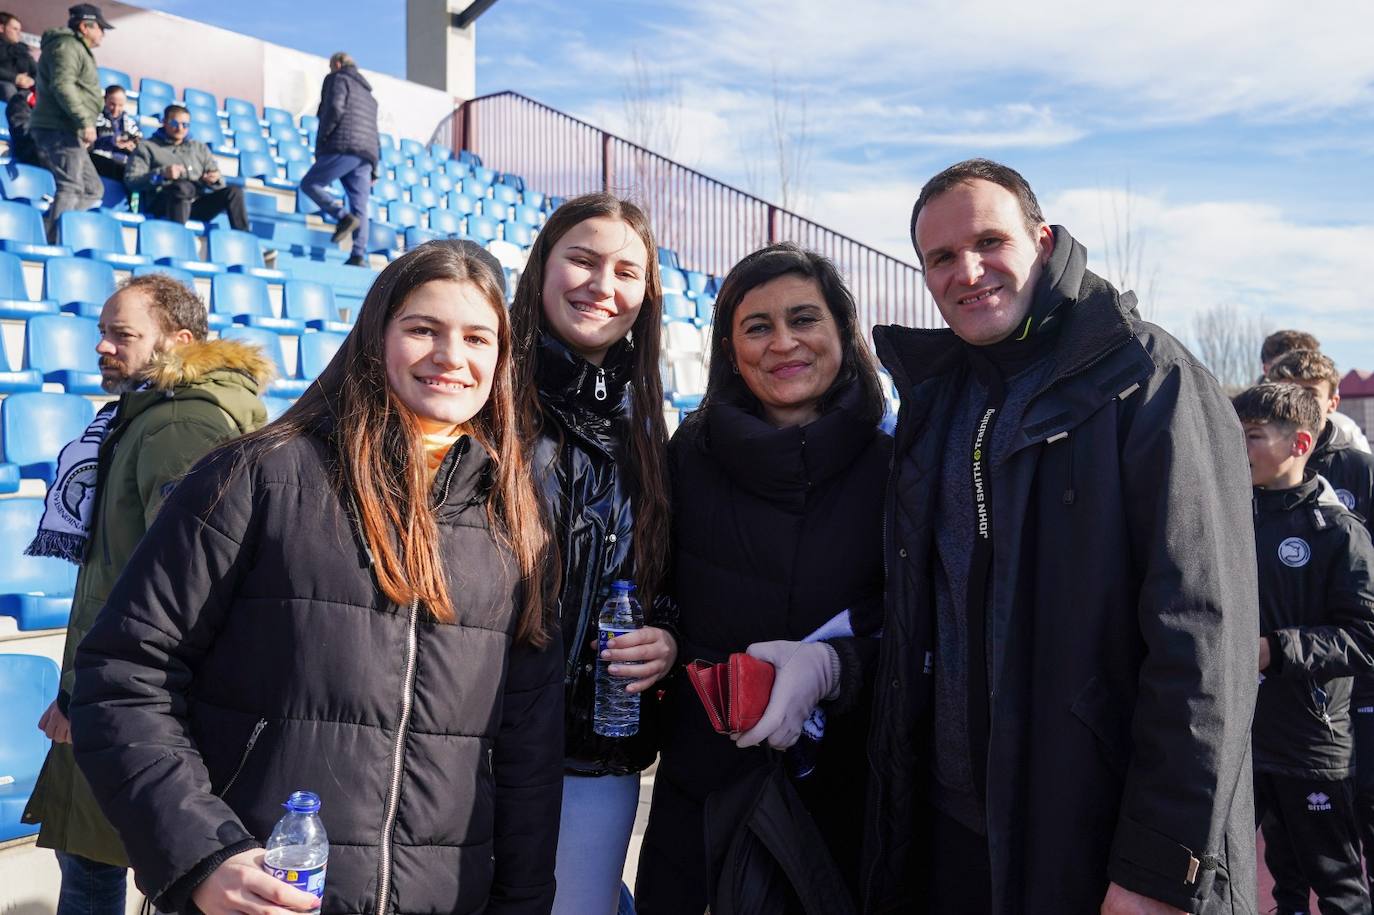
top-left (300, 152), bottom-right (370, 257)
top-left (89, 152), bottom-right (126, 182)
top-left (146, 178), bottom-right (248, 230)
top-left (55, 851), bottom-right (127, 915)
top-left (1353, 700), bottom-right (1374, 883)
top-left (1255, 771), bottom-right (1369, 914)
top-left (33, 128), bottom-right (103, 242)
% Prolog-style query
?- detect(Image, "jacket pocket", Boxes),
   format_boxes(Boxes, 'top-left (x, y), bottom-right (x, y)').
top-left (215, 718), bottom-right (268, 800)
top-left (1070, 675), bottom-right (1131, 779)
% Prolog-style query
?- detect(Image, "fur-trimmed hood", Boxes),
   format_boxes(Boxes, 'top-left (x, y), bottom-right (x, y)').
top-left (141, 337), bottom-right (276, 390)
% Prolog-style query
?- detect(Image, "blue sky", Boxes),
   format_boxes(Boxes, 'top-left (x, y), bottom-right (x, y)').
top-left (135, 0), bottom-right (1374, 372)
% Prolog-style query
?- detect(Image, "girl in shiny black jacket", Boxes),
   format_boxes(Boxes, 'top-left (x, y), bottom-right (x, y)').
top-left (511, 194), bottom-right (679, 915)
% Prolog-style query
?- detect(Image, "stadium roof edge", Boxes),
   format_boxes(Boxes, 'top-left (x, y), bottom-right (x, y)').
top-left (453, 0), bottom-right (500, 29)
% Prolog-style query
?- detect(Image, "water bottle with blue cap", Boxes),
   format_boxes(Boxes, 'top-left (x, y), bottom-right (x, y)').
top-left (263, 790), bottom-right (329, 898)
top-left (594, 579), bottom-right (643, 737)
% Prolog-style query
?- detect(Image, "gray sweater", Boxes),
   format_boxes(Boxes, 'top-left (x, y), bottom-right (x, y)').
top-left (123, 130), bottom-right (222, 192)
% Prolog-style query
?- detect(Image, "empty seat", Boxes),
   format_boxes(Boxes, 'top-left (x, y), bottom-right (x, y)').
top-left (470, 166), bottom-right (496, 185)
top-left (380, 146), bottom-right (403, 168)
top-left (0, 330), bottom-right (40, 396)
top-left (684, 270), bottom-right (709, 297)
top-left (0, 202), bottom-right (71, 262)
top-left (0, 250), bottom-right (58, 319)
top-left (277, 142), bottom-right (310, 165)
top-left (428, 208), bottom-right (463, 237)
top-left (428, 143), bottom-right (452, 161)
top-left (299, 331), bottom-right (346, 379)
top-left (663, 293), bottom-right (696, 323)
top-left (283, 280), bottom-right (349, 332)
top-left (189, 118), bottom-right (225, 148)
top-left (442, 159), bottom-right (470, 180)
top-left (262, 395), bottom-right (293, 422)
top-left (490, 183), bottom-right (520, 206)
top-left (658, 247), bottom-right (680, 269)
top-left (410, 186), bottom-right (440, 210)
top-left (269, 121), bottom-right (302, 143)
top-left (207, 228), bottom-right (286, 281)
top-left (138, 77), bottom-right (175, 101)
top-left (138, 94), bottom-right (171, 119)
top-left (262, 107), bottom-right (295, 128)
top-left (98, 67), bottom-right (132, 91)
top-left (399, 138), bottom-right (424, 160)
top-left (512, 205), bottom-right (542, 227)
top-left (661, 267), bottom-right (688, 293)
top-left (429, 173), bottom-right (455, 195)
top-left (0, 163), bottom-right (55, 206)
top-left (365, 222), bottom-right (398, 258)
top-left (486, 240), bottom-right (526, 272)
top-left (522, 190), bottom-right (546, 208)
top-left (299, 115), bottom-right (319, 131)
top-left (25, 314), bottom-right (102, 394)
top-left (695, 294), bottom-right (716, 324)
top-left (379, 132), bottom-right (396, 149)
top-left (501, 221), bottom-right (534, 247)
top-left (0, 499), bottom-right (78, 631)
top-left (479, 199), bottom-right (511, 222)
top-left (228, 113), bottom-right (263, 138)
top-left (1, 392), bottom-right (95, 486)
top-left (387, 201), bottom-right (422, 230)
top-left (668, 360), bottom-right (705, 409)
top-left (237, 152), bottom-right (294, 190)
top-left (218, 326), bottom-right (307, 396)
top-left (99, 178), bottom-right (129, 212)
top-left (224, 97), bottom-right (257, 120)
top-left (0, 654), bottom-right (61, 839)
top-left (42, 257), bottom-right (116, 318)
top-left (664, 318), bottom-right (705, 354)
top-left (466, 215), bottom-right (500, 244)
top-left (233, 133), bottom-right (270, 156)
top-left (404, 227), bottom-right (441, 250)
top-left (411, 153), bottom-right (435, 175)
top-left (372, 179), bottom-right (402, 204)
top-left (137, 219), bottom-right (222, 277)
top-left (447, 192), bottom-right (477, 216)
top-left (394, 165), bottom-right (422, 189)
top-left (210, 273), bottom-right (300, 333)
top-left (57, 211), bottom-right (149, 268)
top-left (132, 263), bottom-right (196, 291)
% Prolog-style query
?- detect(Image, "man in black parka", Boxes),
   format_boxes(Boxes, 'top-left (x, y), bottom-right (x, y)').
top-left (863, 159), bottom-right (1259, 914)
top-left (299, 51), bottom-right (379, 267)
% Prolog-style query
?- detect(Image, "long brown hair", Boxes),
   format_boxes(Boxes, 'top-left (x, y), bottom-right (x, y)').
top-left (236, 241), bottom-right (551, 645)
top-left (510, 193), bottom-right (670, 602)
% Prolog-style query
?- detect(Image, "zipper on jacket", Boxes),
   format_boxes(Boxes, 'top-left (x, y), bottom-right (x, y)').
top-left (375, 599), bottom-right (420, 915)
top-left (594, 367), bottom-right (608, 401)
top-left (217, 718), bottom-right (267, 798)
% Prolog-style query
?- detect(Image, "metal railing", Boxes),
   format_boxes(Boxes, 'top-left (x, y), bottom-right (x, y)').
top-left (434, 92), bottom-right (934, 332)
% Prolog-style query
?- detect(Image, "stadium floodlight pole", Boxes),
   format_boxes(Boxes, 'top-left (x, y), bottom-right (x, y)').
top-left (452, 0), bottom-right (500, 29)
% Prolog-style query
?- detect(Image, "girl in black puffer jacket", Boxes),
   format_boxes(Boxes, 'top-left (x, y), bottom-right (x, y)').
top-left (511, 194), bottom-right (677, 915)
top-left (71, 241), bottom-right (563, 915)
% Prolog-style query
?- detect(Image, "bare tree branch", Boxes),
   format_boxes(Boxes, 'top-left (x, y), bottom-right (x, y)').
top-left (1096, 183), bottom-right (1160, 320)
top-left (1189, 303), bottom-right (1272, 393)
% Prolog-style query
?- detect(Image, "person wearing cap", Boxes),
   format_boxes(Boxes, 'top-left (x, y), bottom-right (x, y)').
top-left (861, 159), bottom-right (1260, 913)
top-left (31, 4), bottom-right (112, 242)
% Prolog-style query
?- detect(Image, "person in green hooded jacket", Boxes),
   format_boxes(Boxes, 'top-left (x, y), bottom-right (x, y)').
top-left (31, 4), bottom-right (110, 241)
top-left (21, 272), bottom-right (272, 915)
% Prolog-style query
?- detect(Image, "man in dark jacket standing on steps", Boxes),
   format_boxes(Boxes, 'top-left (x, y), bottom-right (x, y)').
top-left (862, 159), bottom-right (1260, 914)
top-left (299, 52), bottom-right (379, 267)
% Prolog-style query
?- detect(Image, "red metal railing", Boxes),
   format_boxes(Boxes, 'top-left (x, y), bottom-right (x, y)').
top-left (434, 92), bottom-right (934, 332)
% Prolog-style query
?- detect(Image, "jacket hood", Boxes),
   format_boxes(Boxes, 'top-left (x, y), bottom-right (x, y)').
top-left (122, 338), bottom-right (273, 433)
top-left (338, 64), bottom-right (373, 93)
top-left (41, 28), bottom-right (86, 53)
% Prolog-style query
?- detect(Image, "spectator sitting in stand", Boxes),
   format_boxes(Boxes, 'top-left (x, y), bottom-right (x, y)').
top-left (90, 84), bottom-right (139, 181)
top-left (0, 11), bottom-right (36, 102)
top-left (124, 103), bottom-right (247, 230)
top-left (5, 83), bottom-right (36, 165)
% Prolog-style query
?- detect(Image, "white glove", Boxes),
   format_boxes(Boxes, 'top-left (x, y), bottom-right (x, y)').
top-left (734, 640), bottom-right (839, 750)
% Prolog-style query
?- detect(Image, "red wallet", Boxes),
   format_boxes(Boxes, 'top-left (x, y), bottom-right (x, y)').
top-left (686, 654), bottom-right (775, 734)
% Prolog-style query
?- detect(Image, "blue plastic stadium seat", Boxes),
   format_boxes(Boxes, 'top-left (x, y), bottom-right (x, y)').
top-left (372, 179), bottom-right (401, 204)
top-left (98, 67), bottom-right (131, 91)
top-left (428, 143), bottom-right (452, 161)
top-left (0, 500), bottom-right (77, 630)
top-left (189, 118), bottom-right (225, 148)
top-left (0, 329), bottom-right (40, 396)
top-left (57, 211), bottom-right (149, 269)
top-left (457, 150), bottom-right (482, 167)
top-left (262, 107), bottom-right (294, 128)
top-left (270, 121), bottom-right (303, 144)
top-left (366, 222), bottom-right (398, 258)
top-left (428, 208), bottom-right (462, 237)
top-left (447, 192), bottom-right (477, 216)
top-left (491, 183), bottom-right (520, 205)
top-left (182, 88), bottom-right (217, 113)
top-left (99, 178), bottom-right (129, 211)
top-left (410, 186), bottom-right (439, 210)
top-left (237, 152), bottom-right (294, 191)
top-left (658, 248), bottom-right (680, 269)
top-left (224, 98), bottom-right (257, 121)
top-left (0, 653), bottom-right (61, 839)
top-left (479, 199), bottom-right (511, 222)
top-left (43, 256), bottom-right (116, 318)
top-left (443, 159), bottom-right (469, 180)
top-left (137, 94), bottom-right (171, 119)
top-left (0, 163), bottom-right (55, 206)
top-left (523, 190), bottom-right (546, 209)
top-left (696, 294), bottom-right (716, 324)
top-left (466, 215), bottom-right (499, 244)
top-left (470, 165), bottom-right (496, 185)
top-left (661, 268), bottom-right (688, 293)
top-left (411, 153), bottom-right (435, 175)
top-left (278, 142), bottom-right (310, 165)
top-left (0, 202), bottom-right (71, 262)
top-left (394, 165), bottom-right (421, 189)
top-left (300, 115), bottom-right (319, 132)
top-left (0, 250), bottom-right (58, 319)
top-left (513, 205), bottom-right (541, 227)
top-left (132, 263), bottom-right (196, 290)
top-left (663, 293), bottom-right (696, 323)
top-left (207, 229), bottom-right (286, 281)
top-left (228, 114), bottom-right (263, 138)
top-left (1, 392), bottom-right (95, 486)
top-left (234, 133), bottom-right (270, 156)
top-left (283, 280), bottom-right (349, 333)
top-left (211, 273), bottom-right (300, 333)
top-left (380, 147), bottom-right (403, 169)
top-left (502, 221), bottom-right (534, 247)
top-left (429, 173), bottom-right (455, 195)
top-left (405, 226), bottom-right (440, 249)
top-left (299, 331), bottom-right (345, 379)
top-left (25, 314), bottom-right (102, 394)
top-left (399, 138), bottom-right (424, 161)
top-left (685, 270), bottom-right (709, 298)
top-left (139, 77), bottom-right (175, 101)
top-left (262, 396), bottom-right (293, 422)
top-left (218, 326), bottom-right (307, 396)
top-left (379, 133), bottom-right (396, 150)
top-left (137, 219), bottom-right (222, 277)
top-left (387, 202), bottom-right (422, 230)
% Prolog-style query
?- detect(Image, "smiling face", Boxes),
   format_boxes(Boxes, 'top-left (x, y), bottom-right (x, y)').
top-left (540, 215), bottom-right (648, 365)
top-left (383, 279), bottom-right (503, 434)
top-left (104, 88), bottom-right (125, 119)
top-left (728, 274), bottom-right (843, 428)
top-left (915, 178), bottom-right (1054, 346)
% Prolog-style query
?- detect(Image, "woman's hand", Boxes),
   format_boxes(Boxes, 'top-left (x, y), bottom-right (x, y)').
top-left (191, 849), bottom-right (321, 915)
top-left (734, 641), bottom-right (838, 750)
top-left (600, 626), bottom-right (678, 694)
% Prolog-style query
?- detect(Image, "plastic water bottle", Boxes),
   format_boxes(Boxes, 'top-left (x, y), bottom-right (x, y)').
top-left (262, 790), bottom-right (329, 899)
top-left (594, 580), bottom-right (643, 737)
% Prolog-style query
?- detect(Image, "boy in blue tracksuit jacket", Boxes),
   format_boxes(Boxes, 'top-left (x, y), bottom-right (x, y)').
top-left (1235, 382), bottom-right (1374, 914)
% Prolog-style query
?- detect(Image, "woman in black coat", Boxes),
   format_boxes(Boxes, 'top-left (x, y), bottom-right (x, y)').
top-left (69, 241), bottom-right (563, 915)
top-left (635, 243), bottom-right (890, 914)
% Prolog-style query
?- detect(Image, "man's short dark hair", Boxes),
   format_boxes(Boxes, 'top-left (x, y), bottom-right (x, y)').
top-left (119, 273), bottom-right (209, 341)
top-left (909, 158), bottom-right (1045, 265)
top-left (1232, 382), bottom-right (1322, 437)
top-left (0, 13), bottom-right (16, 27)
top-left (162, 103), bottom-right (189, 123)
top-left (1266, 349), bottom-right (1341, 393)
top-left (1260, 329), bottom-right (1321, 366)
top-left (104, 84), bottom-right (125, 98)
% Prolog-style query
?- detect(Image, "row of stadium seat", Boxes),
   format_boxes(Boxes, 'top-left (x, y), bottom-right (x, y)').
top-left (0, 652), bottom-right (59, 841)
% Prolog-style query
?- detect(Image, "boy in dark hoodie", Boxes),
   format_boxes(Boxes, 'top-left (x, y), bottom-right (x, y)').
top-left (1235, 382), bottom-right (1374, 914)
